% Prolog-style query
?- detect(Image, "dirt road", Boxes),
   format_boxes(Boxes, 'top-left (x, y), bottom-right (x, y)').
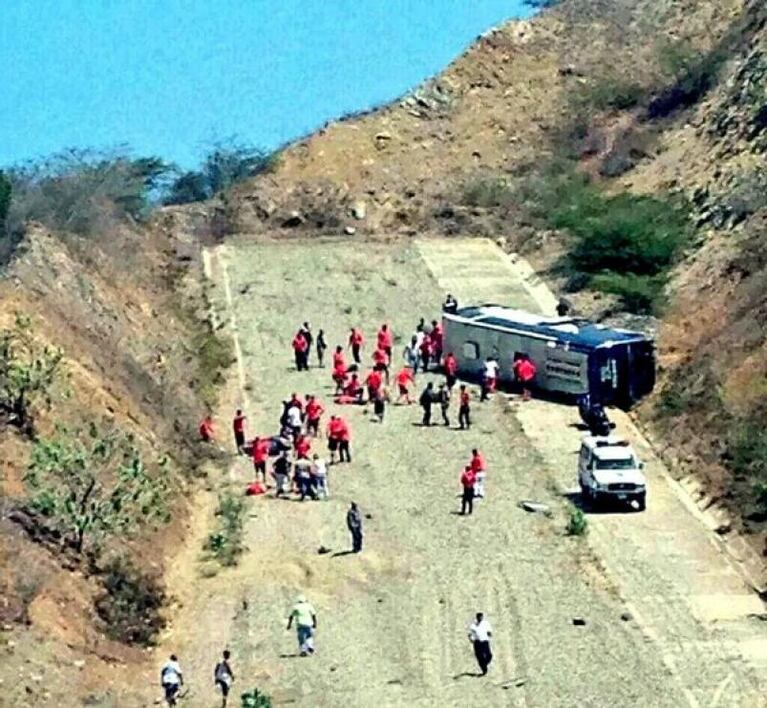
top-left (148, 237), bottom-right (765, 708)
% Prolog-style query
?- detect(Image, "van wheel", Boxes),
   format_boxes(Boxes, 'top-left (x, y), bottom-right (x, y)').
top-left (636, 495), bottom-right (646, 512)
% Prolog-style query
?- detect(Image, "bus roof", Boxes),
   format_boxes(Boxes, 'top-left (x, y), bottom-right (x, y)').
top-left (446, 304), bottom-right (650, 350)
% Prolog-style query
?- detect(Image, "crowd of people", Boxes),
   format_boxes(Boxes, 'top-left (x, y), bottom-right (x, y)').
top-left (184, 298), bottom-right (538, 698)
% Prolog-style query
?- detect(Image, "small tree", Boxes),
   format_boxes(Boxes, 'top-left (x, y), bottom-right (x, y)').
top-left (0, 314), bottom-right (64, 433)
top-left (241, 688), bottom-right (273, 708)
top-left (24, 425), bottom-right (170, 554)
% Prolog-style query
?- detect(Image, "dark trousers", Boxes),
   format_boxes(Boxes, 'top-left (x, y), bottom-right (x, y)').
top-left (295, 351), bottom-right (308, 371)
top-left (234, 430), bottom-right (245, 451)
top-left (317, 348), bottom-right (326, 367)
top-left (307, 418), bottom-right (320, 436)
top-left (350, 528), bottom-right (363, 552)
top-left (422, 403), bottom-right (432, 426)
top-left (351, 344), bottom-right (361, 364)
top-left (461, 487), bottom-right (474, 515)
top-left (480, 378), bottom-right (489, 401)
top-left (459, 405), bottom-right (471, 429)
top-left (473, 640), bottom-right (492, 674)
top-left (339, 440), bottom-right (351, 462)
top-left (446, 373), bottom-right (457, 390)
top-left (441, 405), bottom-right (450, 426)
top-left (421, 352), bottom-right (431, 371)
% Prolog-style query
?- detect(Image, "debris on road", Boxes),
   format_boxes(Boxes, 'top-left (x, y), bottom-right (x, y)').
top-left (572, 617), bottom-right (587, 626)
top-left (518, 500), bottom-right (552, 516)
top-left (317, 545), bottom-right (332, 555)
top-left (620, 612), bottom-right (633, 622)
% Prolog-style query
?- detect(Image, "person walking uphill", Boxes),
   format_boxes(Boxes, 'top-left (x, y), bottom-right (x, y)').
top-left (160, 654), bottom-right (184, 706)
top-left (468, 613), bottom-right (493, 675)
top-left (287, 595), bottom-right (318, 657)
top-left (214, 649), bottom-right (235, 707)
top-left (347, 501), bottom-right (363, 552)
top-left (460, 465), bottom-right (476, 515)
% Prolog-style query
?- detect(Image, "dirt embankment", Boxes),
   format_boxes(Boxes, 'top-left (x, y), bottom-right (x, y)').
top-left (0, 214), bottom-right (224, 704)
top-left (220, 0), bottom-right (767, 546)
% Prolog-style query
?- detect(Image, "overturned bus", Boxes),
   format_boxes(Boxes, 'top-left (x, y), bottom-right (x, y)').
top-left (442, 304), bottom-right (656, 410)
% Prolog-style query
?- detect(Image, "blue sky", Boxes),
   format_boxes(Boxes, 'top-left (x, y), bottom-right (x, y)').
top-left (1, 1), bottom-right (533, 169)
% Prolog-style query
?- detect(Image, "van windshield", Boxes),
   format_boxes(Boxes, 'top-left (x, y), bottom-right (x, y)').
top-left (595, 457), bottom-right (636, 470)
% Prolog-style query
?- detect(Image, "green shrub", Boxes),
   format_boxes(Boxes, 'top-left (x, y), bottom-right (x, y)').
top-left (24, 425), bottom-right (170, 554)
top-left (241, 688), bottom-right (273, 708)
top-left (727, 422), bottom-right (767, 520)
top-left (462, 177), bottom-right (515, 208)
top-left (0, 171), bottom-right (11, 231)
top-left (589, 272), bottom-right (666, 315)
top-left (0, 314), bottom-right (64, 433)
top-left (193, 324), bottom-right (234, 408)
top-left (581, 79), bottom-right (646, 111)
top-left (566, 505), bottom-right (588, 536)
top-left (95, 557), bottom-right (166, 645)
top-left (205, 492), bottom-right (246, 566)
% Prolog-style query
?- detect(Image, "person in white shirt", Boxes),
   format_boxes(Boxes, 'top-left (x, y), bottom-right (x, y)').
top-left (160, 654), bottom-right (183, 705)
top-left (312, 454), bottom-right (329, 499)
top-left (286, 405), bottom-right (303, 438)
top-left (481, 358), bottom-right (499, 401)
top-left (467, 612), bottom-right (493, 676)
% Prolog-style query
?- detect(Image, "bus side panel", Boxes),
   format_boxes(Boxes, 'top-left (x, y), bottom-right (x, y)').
top-left (542, 345), bottom-right (589, 395)
top-left (445, 319), bottom-right (485, 380)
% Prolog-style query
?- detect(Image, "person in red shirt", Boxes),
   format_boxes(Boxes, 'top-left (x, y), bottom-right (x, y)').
top-left (292, 331), bottom-right (309, 371)
top-left (377, 324), bottom-right (393, 360)
top-left (348, 328), bottom-right (364, 365)
top-left (326, 414), bottom-right (352, 463)
top-left (295, 434), bottom-right (312, 460)
top-left (470, 448), bottom-right (487, 498)
top-left (430, 320), bottom-right (444, 365)
top-left (336, 373), bottom-right (363, 404)
top-left (395, 366), bottom-right (415, 404)
top-left (372, 346), bottom-right (390, 384)
top-left (443, 351), bottom-right (458, 390)
top-left (458, 384), bottom-right (472, 430)
top-left (513, 355), bottom-right (537, 401)
top-left (460, 465), bottom-right (476, 515)
top-left (199, 415), bottom-right (215, 442)
top-left (251, 435), bottom-right (270, 482)
top-left (332, 362), bottom-right (348, 394)
top-left (419, 335), bottom-right (433, 372)
top-left (232, 409), bottom-right (246, 453)
top-left (365, 368), bottom-right (383, 401)
top-left (288, 392), bottom-right (304, 412)
top-left (305, 395), bottom-right (325, 437)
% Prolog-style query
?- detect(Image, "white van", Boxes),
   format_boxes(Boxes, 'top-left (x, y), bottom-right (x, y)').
top-left (578, 436), bottom-right (647, 511)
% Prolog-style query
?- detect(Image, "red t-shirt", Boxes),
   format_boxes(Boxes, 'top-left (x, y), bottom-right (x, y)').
top-left (515, 358), bottom-right (537, 382)
top-left (336, 418), bottom-right (351, 441)
top-left (366, 370), bottom-right (383, 391)
top-left (349, 330), bottom-right (364, 346)
top-left (295, 436), bottom-right (312, 459)
top-left (327, 418), bottom-right (344, 440)
top-left (395, 368), bottom-right (414, 387)
top-left (444, 355), bottom-right (457, 375)
top-left (461, 469), bottom-right (476, 488)
top-left (372, 348), bottom-right (389, 365)
top-left (460, 390), bottom-right (470, 406)
top-left (420, 337), bottom-right (433, 354)
top-left (430, 325), bottom-right (443, 349)
top-left (377, 328), bottom-right (393, 349)
top-left (233, 415), bottom-right (246, 433)
top-left (306, 399), bottom-right (324, 421)
top-left (288, 396), bottom-right (303, 411)
top-left (333, 351), bottom-right (346, 369)
top-left (470, 453), bottom-right (486, 474)
top-left (344, 378), bottom-right (361, 396)
top-left (199, 419), bottom-right (214, 440)
top-left (252, 438), bottom-right (269, 464)
top-left (292, 334), bottom-right (308, 352)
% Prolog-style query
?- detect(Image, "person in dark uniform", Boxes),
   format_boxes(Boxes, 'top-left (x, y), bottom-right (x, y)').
top-left (346, 502), bottom-right (363, 552)
top-left (316, 329), bottom-right (327, 367)
top-left (420, 382), bottom-right (435, 426)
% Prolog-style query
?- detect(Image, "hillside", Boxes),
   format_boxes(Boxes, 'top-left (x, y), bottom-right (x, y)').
top-left (1, 0), bottom-right (766, 704)
top-left (224, 0), bottom-right (767, 547)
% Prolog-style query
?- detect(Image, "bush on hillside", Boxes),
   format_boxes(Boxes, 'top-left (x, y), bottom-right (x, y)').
top-left (0, 171), bottom-right (11, 231)
top-left (726, 422), bottom-right (767, 521)
top-left (580, 78), bottom-right (647, 112)
top-left (165, 141), bottom-right (280, 205)
top-left (205, 492), bottom-right (246, 566)
top-left (96, 557), bottom-right (166, 645)
top-left (462, 177), bottom-right (515, 208)
top-left (24, 425), bottom-right (171, 554)
top-left (0, 314), bottom-right (64, 434)
top-left (589, 272), bottom-right (666, 315)
top-left (6, 149), bottom-right (170, 237)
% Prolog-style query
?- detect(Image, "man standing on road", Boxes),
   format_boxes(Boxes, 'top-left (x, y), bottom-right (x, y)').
top-left (470, 448), bottom-right (487, 499)
top-left (305, 395), bottom-right (325, 437)
top-left (300, 322), bottom-right (313, 362)
top-left (438, 382), bottom-right (451, 427)
top-left (460, 465), bottom-right (476, 515)
top-left (458, 385), bottom-right (472, 430)
top-left (480, 357), bottom-right (499, 401)
top-left (214, 649), bottom-right (235, 707)
top-left (468, 612), bottom-right (493, 675)
top-left (232, 409), bottom-right (246, 453)
top-left (272, 451), bottom-right (291, 497)
top-left (292, 330), bottom-right (309, 371)
top-left (348, 327), bottom-right (364, 365)
top-left (337, 415), bottom-right (352, 463)
top-left (346, 501), bottom-right (363, 552)
top-left (287, 595), bottom-right (318, 657)
top-left (377, 323), bottom-right (393, 361)
top-left (420, 382), bottom-right (435, 426)
top-left (443, 351), bottom-right (458, 390)
top-left (251, 435), bottom-right (269, 482)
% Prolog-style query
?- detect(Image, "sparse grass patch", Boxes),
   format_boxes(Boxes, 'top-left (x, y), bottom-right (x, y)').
top-left (462, 177), bottom-right (515, 208)
top-left (193, 324), bottom-right (234, 409)
top-left (205, 492), bottom-right (246, 566)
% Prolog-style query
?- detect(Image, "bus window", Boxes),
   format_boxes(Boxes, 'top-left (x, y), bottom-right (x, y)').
top-left (463, 341), bottom-right (480, 360)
